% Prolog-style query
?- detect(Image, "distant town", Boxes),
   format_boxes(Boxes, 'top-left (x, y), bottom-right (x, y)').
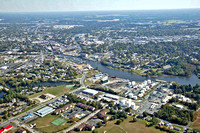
top-left (0, 9), bottom-right (200, 133)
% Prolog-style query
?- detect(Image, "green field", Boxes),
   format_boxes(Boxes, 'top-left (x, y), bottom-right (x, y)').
top-left (29, 85), bottom-right (71, 98)
top-left (190, 111), bottom-right (200, 131)
top-left (51, 118), bottom-right (66, 126)
top-left (29, 114), bottom-right (72, 133)
top-left (79, 116), bottom-right (164, 133)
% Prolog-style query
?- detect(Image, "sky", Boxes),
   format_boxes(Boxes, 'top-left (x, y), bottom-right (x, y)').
top-left (0, 0), bottom-right (200, 12)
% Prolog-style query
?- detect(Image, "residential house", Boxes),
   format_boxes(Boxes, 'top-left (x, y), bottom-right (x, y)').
top-left (54, 104), bottom-right (72, 115)
top-left (17, 128), bottom-right (27, 133)
top-left (76, 103), bottom-right (95, 111)
top-left (98, 110), bottom-right (109, 120)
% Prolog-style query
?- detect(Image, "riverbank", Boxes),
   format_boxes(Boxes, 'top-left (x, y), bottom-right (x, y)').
top-left (61, 54), bottom-right (200, 86)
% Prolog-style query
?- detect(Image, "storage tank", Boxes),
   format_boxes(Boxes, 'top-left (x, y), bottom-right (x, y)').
top-left (131, 102), bottom-right (135, 109)
top-left (133, 96), bottom-right (137, 100)
top-left (132, 81), bottom-right (136, 86)
top-left (143, 80), bottom-right (147, 85)
top-left (140, 90), bottom-right (145, 93)
top-left (147, 79), bottom-right (151, 84)
top-left (126, 99), bottom-right (132, 107)
top-left (119, 99), bottom-right (126, 107)
top-left (138, 93), bottom-right (143, 97)
top-left (129, 93), bottom-right (134, 98)
top-left (146, 86), bottom-right (150, 90)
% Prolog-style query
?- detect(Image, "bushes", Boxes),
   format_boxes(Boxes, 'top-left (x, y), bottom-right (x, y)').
top-left (155, 104), bottom-right (195, 125)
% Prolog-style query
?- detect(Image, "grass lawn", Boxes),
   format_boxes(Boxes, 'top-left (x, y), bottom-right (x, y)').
top-left (86, 70), bottom-right (99, 78)
top-left (29, 85), bottom-right (71, 98)
top-left (133, 69), bottom-right (146, 76)
top-left (29, 114), bottom-right (72, 133)
top-left (84, 79), bottom-right (93, 86)
top-left (79, 116), bottom-right (164, 133)
top-left (108, 126), bottom-right (126, 133)
top-left (190, 110), bottom-right (200, 131)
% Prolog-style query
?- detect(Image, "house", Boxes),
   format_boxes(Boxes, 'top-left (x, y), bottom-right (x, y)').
top-left (76, 123), bottom-right (86, 131)
top-left (159, 121), bottom-right (164, 126)
top-left (54, 104), bottom-right (72, 115)
top-left (17, 128), bottom-right (27, 133)
top-left (86, 124), bottom-right (95, 131)
top-left (76, 123), bottom-right (95, 131)
top-left (29, 123), bottom-right (37, 128)
top-left (76, 103), bottom-right (95, 111)
top-left (40, 94), bottom-right (48, 99)
top-left (98, 110), bottom-right (109, 120)
top-left (174, 127), bottom-right (181, 131)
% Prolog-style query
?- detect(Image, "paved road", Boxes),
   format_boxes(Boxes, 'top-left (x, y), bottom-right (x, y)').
top-left (64, 109), bottom-right (101, 132)
top-left (157, 118), bottom-right (194, 132)
top-left (70, 72), bottom-right (86, 94)
top-left (0, 71), bottom-right (87, 131)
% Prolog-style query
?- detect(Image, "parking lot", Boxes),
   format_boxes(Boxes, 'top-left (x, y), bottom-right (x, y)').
top-left (62, 107), bottom-right (90, 119)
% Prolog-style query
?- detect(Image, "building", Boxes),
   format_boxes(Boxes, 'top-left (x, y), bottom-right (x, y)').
top-left (35, 106), bottom-right (55, 117)
top-left (76, 123), bottom-right (86, 131)
top-left (54, 104), bottom-right (72, 115)
top-left (83, 89), bottom-right (98, 96)
top-left (98, 110), bottom-right (109, 120)
top-left (104, 94), bottom-right (119, 100)
top-left (76, 103), bottom-right (95, 111)
top-left (76, 123), bottom-right (95, 131)
top-left (94, 74), bottom-right (103, 77)
top-left (173, 104), bottom-right (184, 109)
top-left (17, 128), bottom-right (27, 133)
top-left (40, 94), bottom-right (48, 99)
top-left (0, 125), bottom-right (13, 133)
top-left (101, 76), bottom-right (108, 84)
top-left (23, 113), bottom-right (33, 120)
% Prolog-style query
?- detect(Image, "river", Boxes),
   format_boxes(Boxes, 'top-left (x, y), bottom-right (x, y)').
top-left (62, 54), bottom-right (200, 86)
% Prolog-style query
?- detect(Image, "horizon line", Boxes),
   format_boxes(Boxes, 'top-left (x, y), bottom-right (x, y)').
top-left (0, 7), bottom-right (200, 14)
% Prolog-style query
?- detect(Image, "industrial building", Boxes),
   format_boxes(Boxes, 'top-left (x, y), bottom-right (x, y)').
top-left (83, 89), bottom-right (98, 96)
top-left (101, 76), bottom-right (108, 84)
top-left (104, 94), bottom-right (119, 100)
top-left (34, 106), bottom-right (55, 117)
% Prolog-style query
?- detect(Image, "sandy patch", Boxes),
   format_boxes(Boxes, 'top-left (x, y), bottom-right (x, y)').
top-left (33, 93), bottom-right (56, 103)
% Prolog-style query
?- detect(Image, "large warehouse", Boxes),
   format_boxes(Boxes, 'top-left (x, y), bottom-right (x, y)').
top-left (83, 89), bottom-right (98, 96)
top-left (34, 106), bottom-right (55, 117)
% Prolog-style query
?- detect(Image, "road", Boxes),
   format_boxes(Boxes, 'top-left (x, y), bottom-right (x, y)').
top-left (0, 71), bottom-right (87, 131)
top-left (157, 118), bottom-right (193, 132)
top-left (69, 72), bottom-right (86, 94)
top-left (64, 109), bottom-right (101, 132)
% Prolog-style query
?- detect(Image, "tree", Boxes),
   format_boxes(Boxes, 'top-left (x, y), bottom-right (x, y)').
top-left (98, 121), bottom-right (102, 127)
top-left (116, 120), bottom-right (121, 125)
top-left (92, 130), bottom-right (98, 133)
top-left (152, 116), bottom-right (159, 125)
top-left (132, 117), bottom-right (137, 122)
top-left (103, 118), bottom-right (108, 124)
top-left (143, 112), bottom-right (148, 117)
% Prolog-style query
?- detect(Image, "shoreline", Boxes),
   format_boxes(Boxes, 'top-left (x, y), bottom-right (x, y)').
top-left (62, 53), bottom-right (198, 80)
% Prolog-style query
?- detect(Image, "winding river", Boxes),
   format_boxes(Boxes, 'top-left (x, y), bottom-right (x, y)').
top-left (62, 54), bottom-right (200, 86)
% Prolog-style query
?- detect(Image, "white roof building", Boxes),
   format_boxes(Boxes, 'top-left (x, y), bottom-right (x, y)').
top-left (83, 89), bottom-right (98, 96)
top-left (34, 106), bottom-right (55, 117)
